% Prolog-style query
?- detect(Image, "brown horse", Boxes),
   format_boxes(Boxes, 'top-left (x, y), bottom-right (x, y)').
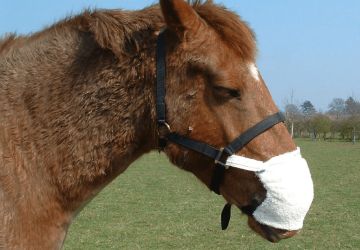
top-left (0, 0), bottom-right (305, 249)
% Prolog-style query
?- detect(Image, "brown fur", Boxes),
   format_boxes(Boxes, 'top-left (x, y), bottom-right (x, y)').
top-left (0, 34), bottom-right (26, 55)
top-left (0, 1), bottom-right (296, 249)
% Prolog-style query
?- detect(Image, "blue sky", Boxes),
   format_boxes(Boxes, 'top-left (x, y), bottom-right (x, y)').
top-left (1, 1), bottom-right (359, 111)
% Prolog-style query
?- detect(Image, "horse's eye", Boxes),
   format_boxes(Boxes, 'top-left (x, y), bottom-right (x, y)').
top-left (228, 89), bottom-right (241, 98)
top-left (213, 85), bottom-right (241, 99)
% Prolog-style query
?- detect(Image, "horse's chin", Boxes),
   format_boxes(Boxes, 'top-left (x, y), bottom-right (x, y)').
top-left (246, 216), bottom-right (299, 243)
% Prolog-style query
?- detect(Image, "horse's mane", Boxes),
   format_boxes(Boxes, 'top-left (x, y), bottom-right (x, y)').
top-left (0, 34), bottom-right (24, 55)
top-left (0, 1), bottom-right (256, 60)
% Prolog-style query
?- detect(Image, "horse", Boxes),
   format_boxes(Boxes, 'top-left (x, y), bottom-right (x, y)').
top-left (0, 0), bottom-right (313, 249)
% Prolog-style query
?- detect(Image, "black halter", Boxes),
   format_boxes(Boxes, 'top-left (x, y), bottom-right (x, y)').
top-left (156, 31), bottom-right (285, 228)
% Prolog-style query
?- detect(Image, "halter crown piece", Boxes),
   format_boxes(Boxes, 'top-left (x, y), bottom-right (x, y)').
top-left (156, 30), bottom-right (313, 231)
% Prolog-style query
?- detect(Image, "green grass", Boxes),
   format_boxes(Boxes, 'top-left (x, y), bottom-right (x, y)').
top-left (63, 140), bottom-right (360, 249)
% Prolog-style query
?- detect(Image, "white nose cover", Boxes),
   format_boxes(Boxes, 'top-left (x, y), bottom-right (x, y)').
top-left (225, 148), bottom-right (314, 231)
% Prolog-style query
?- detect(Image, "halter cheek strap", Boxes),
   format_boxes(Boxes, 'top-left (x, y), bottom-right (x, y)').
top-left (156, 30), bottom-right (285, 195)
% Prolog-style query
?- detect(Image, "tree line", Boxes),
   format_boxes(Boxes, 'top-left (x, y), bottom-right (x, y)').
top-left (284, 97), bottom-right (360, 142)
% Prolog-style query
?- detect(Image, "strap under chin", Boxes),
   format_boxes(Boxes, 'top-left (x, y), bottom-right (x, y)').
top-left (221, 202), bottom-right (259, 230)
top-left (210, 164), bottom-right (226, 195)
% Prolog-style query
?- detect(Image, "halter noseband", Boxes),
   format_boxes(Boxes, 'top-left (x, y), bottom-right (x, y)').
top-left (156, 30), bottom-right (285, 194)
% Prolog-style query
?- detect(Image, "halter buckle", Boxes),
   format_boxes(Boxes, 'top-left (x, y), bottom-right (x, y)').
top-left (158, 120), bottom-right (171, 134)
top-left (157, 121), bottom-right (172, 151)
top-left (214, 148), bottom-right (230, 169)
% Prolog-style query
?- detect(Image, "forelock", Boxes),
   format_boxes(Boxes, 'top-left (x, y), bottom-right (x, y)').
top-left (191, 0), bottom-right (257, 61)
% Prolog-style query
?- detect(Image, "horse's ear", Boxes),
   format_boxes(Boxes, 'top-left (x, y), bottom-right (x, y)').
top-left (160, 0), bottom-right (203, 37)
top-left (83, 11), bottom-right (128, 57)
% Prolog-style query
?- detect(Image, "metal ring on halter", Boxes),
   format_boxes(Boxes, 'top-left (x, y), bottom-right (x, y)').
top-left (157, 121), bottom-right (172, 151)
top-left (158, 121), bottom-right (171, 133)
top-left (214, 148), bottom-right (230, 169)
top-left (158, 121), bottom-right (172, 137)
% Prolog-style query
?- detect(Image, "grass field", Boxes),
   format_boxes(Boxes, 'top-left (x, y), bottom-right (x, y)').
top-left (63, 140), bottom-right (360, 249)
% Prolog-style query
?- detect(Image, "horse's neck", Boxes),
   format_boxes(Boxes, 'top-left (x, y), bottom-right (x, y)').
top-left (0, 25), bottom-right (158, 249)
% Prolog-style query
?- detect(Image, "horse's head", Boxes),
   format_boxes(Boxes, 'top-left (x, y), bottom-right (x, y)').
top-left (158, 0), bottom-right (313, 242)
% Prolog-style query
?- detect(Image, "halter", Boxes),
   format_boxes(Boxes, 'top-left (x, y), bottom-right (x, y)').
top-left (156, 30), bottom-right (285, 228)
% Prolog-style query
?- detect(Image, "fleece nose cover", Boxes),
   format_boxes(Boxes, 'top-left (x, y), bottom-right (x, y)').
top-left (225, 148), bottom-right (314, 231)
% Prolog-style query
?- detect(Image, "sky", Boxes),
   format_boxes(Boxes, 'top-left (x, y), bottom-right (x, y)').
top-left (1, 1), bottom-right (359, 111)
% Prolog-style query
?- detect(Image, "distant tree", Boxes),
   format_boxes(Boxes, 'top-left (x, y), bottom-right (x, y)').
top-left (343, 97), bottom-right (360, 143)
top-left (294, 119), bottom-right (307, 137)
top-left (300, 101), bottom-right (316, 138)
top-left (330, 119), bottom-right (341, 139)
top-left (339, 119), bottom-right (353, 140)
top-left (345, 97), bottom-right (360, 116)
top-left (285, 104), bottom-right (302, 137)
top-left (339, 117), bottom-right (359, 141)
top-left (349, 116), bottom-right (360, 143)
top-left (311, 114), bottom-right (331, 140)
top-left (301, 101), bottom-right (316, 117)
top-left (328, 98), bottom-right (345, 119)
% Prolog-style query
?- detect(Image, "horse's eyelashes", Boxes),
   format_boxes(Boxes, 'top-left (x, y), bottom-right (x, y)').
top-left (213, 85), bottom-right (241, 99)
top-left (228, 89), bottom-right (241, 98)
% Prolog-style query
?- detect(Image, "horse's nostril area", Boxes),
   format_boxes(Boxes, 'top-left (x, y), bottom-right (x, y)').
top-left (247, 216), bottom-right (299, 243)
top-left (262, 225), bottom-right (299, 242)
top-left (277, 229), bottom-right (299, 239)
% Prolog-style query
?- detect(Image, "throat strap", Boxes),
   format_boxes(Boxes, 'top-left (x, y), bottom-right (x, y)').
top-left (156, 31), bottom-right (167, 126)
top-left (156, 30), bottom-right (169, 149)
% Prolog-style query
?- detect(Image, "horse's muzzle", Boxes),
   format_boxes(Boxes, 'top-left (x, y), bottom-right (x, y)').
top-left (247, 216), bottom-right (299, 243)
